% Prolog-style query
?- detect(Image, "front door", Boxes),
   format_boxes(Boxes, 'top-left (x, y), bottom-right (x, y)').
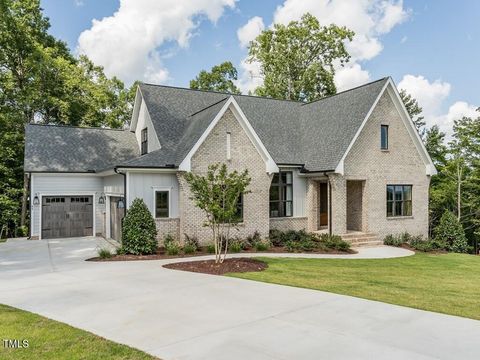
top-left (319, 182), bottom-right (328, 227)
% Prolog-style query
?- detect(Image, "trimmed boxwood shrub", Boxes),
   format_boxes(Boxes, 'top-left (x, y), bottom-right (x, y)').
top-left (122, 198), bottom-right (158, 255)
top-left (434, 211), bottom-right (468, 253)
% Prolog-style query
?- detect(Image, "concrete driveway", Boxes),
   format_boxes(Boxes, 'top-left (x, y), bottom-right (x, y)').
top-left (0, 237), bottom-right (479, 360)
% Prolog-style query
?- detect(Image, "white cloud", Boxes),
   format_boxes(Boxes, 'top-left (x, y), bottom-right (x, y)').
top-left (77, 0), bottom-right (236, 84)
top-left (236, 0), bottom-right (408, 93)
top-left (398, 74), bottom-right (451, 117)
top-left (398, 74), bottom-right (477, 136)
top-left (237, 16), bottom-right (265, 48)
top-left (335, 63), bottom-right (371, 91)
top-left (237, 58), bottom-right (263, 95)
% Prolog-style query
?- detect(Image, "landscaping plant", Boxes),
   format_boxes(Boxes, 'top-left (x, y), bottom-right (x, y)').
top-left (122, 198), bottom-right (158, 255)
top-left (434, 210), bottom-right (469, 253)
top-left (184, 163), bottom-right (251, 263)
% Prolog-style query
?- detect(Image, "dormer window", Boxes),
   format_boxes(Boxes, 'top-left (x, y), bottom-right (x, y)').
top-left (141, 128), bottom-right (148, 155)
top-left (381, 125), bottom-right (389, 150)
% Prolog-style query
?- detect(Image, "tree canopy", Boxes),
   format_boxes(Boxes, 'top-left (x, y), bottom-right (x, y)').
top-left (247, 13), bottom-right (354, 102)
top-left (0, 0), bottom-right (137, 237)
top-left (190, 61), bottom-right (241, 94)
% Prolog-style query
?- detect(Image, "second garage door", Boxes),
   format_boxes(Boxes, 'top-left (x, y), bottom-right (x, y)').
top-left (41, 196), bottom-right (93, 239)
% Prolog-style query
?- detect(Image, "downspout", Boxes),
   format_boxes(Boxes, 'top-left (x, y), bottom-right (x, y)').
top-left (28, 172), bottom-right (32, 239)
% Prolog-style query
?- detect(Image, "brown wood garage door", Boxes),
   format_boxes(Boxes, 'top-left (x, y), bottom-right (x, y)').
top-left (41, 196), bottom-right (93, 239)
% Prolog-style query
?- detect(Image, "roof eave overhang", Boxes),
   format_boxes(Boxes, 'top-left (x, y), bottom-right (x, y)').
top-left (334, 78), bottom-right (437, 176)
top-left (178, 96), bottom-right (279, 174)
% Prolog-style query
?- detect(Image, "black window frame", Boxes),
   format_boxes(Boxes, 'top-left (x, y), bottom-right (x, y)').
top-left (269, 171), bottom-right (293, 218)
top-left (386, 185), bottom-right (412, 217)
top-left (155, 190), bottom-right (169, 218)
top-left (381, 124), bottom-right (389, 150)
top-left (141, 127), bottom-right (148, 155)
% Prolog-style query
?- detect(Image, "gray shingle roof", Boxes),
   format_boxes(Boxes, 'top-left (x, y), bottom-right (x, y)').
top-left (136, 77), bottom-right (388, 171)
top-left (24, 124), bottom-right (139, 172)
top-left (24, 78), bottom-right (389, 173)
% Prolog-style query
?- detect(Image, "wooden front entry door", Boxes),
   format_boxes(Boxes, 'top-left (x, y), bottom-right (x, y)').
top-left (319, 183), bottom-right (328, 227)
top-left (110, 197), bottom-right (124, 242)
top-left (41, 196), bottom-right (93, 239)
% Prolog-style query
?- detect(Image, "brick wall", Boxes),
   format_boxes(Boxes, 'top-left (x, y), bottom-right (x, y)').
top-left (343, 91), bottom-right (431, 238)
top-left (178, 108), bottom-right (272, 244)
top-left (155, 218), bottom-right (180, 244)
top-left (270, 217), bottom-right (308, 232)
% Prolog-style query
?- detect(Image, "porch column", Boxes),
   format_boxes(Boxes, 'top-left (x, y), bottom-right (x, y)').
top-left (306, 179), bottom-right (319, 232)
top-left (328, 174), bottom-right (347, 235)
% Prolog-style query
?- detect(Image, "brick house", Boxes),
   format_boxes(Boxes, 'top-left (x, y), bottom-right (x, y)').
top-left (24, 77), bottom-right (436, 244)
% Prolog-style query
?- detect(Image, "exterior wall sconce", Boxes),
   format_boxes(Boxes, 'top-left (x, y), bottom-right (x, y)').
top-left (117, 198), bottom-right (125, 209)
top-left (98, 192), bottom-right (106, 205)
top-left (33, 193), bottom-right (40, 206)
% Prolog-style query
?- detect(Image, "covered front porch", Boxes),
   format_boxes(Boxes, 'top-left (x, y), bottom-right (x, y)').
top-left (306, 175), bottom-right (369, 237)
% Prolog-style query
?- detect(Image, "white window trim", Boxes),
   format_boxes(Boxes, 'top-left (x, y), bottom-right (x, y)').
top-left (152, 186), bottom-right (172, 219)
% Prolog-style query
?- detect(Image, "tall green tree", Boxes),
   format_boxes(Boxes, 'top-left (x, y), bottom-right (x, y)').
top-left (190, 61), bottom-right (241, 94)
top-left (247, 13), bottom-right (354, 101)
top-left (0, 0), bottom-right (136, 237)
top-left (399, 89), bottom-right (426, 135)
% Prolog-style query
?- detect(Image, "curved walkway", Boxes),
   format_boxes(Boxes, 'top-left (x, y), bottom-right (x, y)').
top-left (2, 238), bottom-right (477, 360)
top-left (161, 245), bottom-right (414, 265)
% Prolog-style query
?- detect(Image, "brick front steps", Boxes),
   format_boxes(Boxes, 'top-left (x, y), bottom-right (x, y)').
top-left (340, 232), bottom-right (383, 248)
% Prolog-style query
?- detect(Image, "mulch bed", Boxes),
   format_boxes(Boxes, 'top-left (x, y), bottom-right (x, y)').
top-left (87, 245), bottom-right (355, 262)
top-left (163, 258), bottom-right (268, 275)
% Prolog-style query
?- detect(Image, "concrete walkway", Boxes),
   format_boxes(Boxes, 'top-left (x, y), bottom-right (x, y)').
top-left (0, 237), bottom-right (478, 360)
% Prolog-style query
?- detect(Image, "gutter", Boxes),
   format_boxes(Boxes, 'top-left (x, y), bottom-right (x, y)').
top-left (28, 172), bottom-right (32, 239)
top-left (325, 171), bottom-right (333, 236)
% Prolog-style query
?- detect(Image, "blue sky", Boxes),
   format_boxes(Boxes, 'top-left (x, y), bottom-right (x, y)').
top-left (41, 0), bottom-right (478, 134)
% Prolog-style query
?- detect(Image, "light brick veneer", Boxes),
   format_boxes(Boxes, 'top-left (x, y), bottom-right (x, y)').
top-left (155, 218), bottom-right (180, 244)
top-left (343, 91), bottom-right (431, 239)
top-left (178, 108), bottom-right (272, 244)
top-left (270, 217), bottom-right (308, 232)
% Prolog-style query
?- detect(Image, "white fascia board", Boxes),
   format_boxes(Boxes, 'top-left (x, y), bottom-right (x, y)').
top-left (385, 79), bottom-right (437, 175)
top-left (334, 80), bottom-right (390, 175)
top-left (179, 96), bottom-right (279, 174)
top-left (129, 87), bottom-right (142, 132)
top-left (334, 78), bottom-right (437, 176)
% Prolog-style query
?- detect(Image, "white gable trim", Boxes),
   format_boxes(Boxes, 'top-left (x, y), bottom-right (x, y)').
top-left (179, 96), bottom-right (279, 174)
top-left (335, 78), bottom-right (437, 176)
top-left (129, 87), bottom-right (142, 132)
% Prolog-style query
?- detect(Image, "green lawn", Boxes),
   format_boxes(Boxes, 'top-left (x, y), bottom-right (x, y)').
top-left (0, 304), bottom-right (157, 360)
top-left (230, 252), bottom-right (480, 320)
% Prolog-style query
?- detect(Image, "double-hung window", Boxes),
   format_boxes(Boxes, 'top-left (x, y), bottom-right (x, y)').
top-left (270, 172), bottom-right (293, 217)
top-left (141, 128), bottom-right (148, 155)
top-left (386, 185), bottom-right (412, 217)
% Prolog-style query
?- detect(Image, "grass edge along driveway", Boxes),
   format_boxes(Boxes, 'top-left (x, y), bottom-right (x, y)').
top-left (0, 304), bottom-right (157, 360)
top-left (229, 252), bottom-right (480, 320)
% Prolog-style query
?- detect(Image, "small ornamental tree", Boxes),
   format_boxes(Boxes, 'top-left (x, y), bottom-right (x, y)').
top-left (434, 210), bottom-right (468, 253)
top-left (184, 163), bottom-right (251, 263)
top-left (122, 198), bottom-right (158, 255)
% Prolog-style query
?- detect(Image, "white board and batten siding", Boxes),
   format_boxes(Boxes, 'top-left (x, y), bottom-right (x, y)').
top-left (103, 174), bottom-right (124, 195)
top-left (291, 169), bottom-right (307, 217)
top-left (30, 173), bottom-right (104, 238)
top-left (134, 99), bottom-right (161, 151)
top-left (127, 172), bottom-right (179, 218)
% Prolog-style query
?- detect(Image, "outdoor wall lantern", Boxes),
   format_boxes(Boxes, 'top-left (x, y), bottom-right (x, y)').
top-left (98, 192), bottom-right (106, 205)
top-left (117, 198), bottom-right (125, 209)
top-left (33, 193), bottom-right (40, 206)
